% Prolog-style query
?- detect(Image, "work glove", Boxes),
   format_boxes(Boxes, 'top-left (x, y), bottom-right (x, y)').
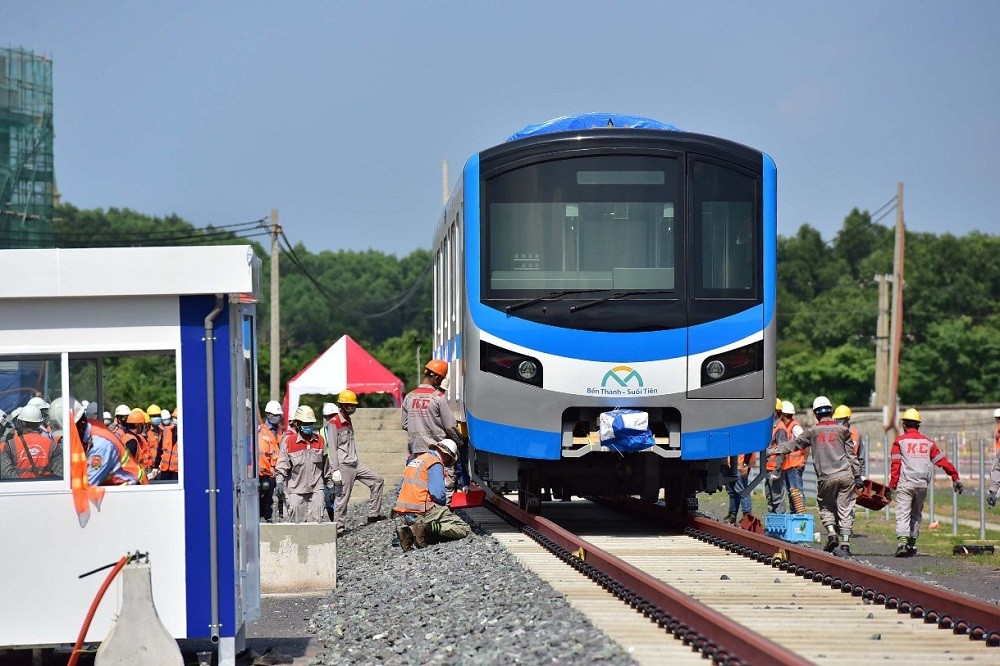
top-left (953, 480), bottom-right (963, 494)
top-left (332, 470), bottom-right (343, 484)
top-left (275, 481), bottom-right (285, 496)
top-left (854, 475), bottom-right (864, 490)
top-left (988, 492), bottom-right (997, 508)
top-left (147, 468), bottom-right (160, 481)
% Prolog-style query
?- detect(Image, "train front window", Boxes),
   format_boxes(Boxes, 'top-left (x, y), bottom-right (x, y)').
top-left (485, 155), bottom-right (681, 297)
top-left (691, 160), bottom-right (757, 298)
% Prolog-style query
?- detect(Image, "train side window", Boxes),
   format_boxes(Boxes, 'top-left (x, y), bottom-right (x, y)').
top-left (68, 351), bottom-right (179, 486)
top-left (0, 355), bottom-right (65, 483)
top-left (691, 160), bottom-right (758, 298)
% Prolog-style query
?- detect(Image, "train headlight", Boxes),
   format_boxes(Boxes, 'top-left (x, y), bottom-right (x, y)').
top-left (517, 360), bottom-right (538, 381)
top-left (705, 360), bottom-right (726, 380)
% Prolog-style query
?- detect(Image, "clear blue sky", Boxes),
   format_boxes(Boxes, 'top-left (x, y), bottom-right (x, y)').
top-left (7, 1), bottom-right (999, 256)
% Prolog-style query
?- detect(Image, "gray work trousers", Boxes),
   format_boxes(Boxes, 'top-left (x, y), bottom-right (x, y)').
top-left (816, 472), bottom-right (857, 537)
top-left (764, 473), bottom-right (787, 514)
top-left (287, 490), bottom-right (325, 523)
top-left (894, 484), bottom-right (928, 539)
top-left (333, 463), bottom-right (385, 530)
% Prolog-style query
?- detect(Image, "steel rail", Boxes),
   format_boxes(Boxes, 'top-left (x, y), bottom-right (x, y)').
top-left (604, 496), bottom-right (1000, 646)
top-left (483, 489), bottom-right (810, 666)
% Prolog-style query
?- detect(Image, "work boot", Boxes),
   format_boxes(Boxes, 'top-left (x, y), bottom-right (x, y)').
top-left (835, 544), bottom-right (851, 557)
top-left (895, 543), bottom-right (910, 557)
top-left (367, 515), bottom-right (387, 524)
top-left (724, 513), bottom-right (737, 525)
top-left (396, 525), bottom-right (414, 552)
top-left (410, 521), bottom-right (431, 548)
top-left (824, 535), bottom-right (840, 552)
top-left (907, 537), bottom-right (917, 557)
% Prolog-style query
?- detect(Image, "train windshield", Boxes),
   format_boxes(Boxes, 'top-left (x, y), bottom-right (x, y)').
top-left (485, 155), bottom-right (681, 297)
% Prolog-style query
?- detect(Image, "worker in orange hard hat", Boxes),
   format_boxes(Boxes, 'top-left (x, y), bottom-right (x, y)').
top-left (401, 359), bottom-right (464, 468)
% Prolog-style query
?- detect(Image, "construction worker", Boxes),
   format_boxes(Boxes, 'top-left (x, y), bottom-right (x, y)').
top-left (275, 405), bottom-right (332, 523)
top-left (765, 398), bottom-right (788, 514)
top-left (393, 438), bottom-right (471, 551)
top-left (994, 408), bottom-right (1000, 455)
top-left (115, 412), bottom-right (143, 461)
top-left (0, 405), bottom-right (62, 479)
top-left (109, 404), bottom-right (131, 435)
top-left (54, 397), bottom-right (146, 486)
top-left (324, 390), bottom-right (386, 537)
top-left (834, 405), bottom-right (865, 478)
top-left (778, 401), bottom-right (806, 512)
top-left (26, 396), bottom-right (53, 441)
top-left (102, 411), bottom-right (112, 426)
top-left (258, 400), bottom-right (283, 522)
top-left (889, 408), bottom-right (961, 557)
top-left (156, 408), bottom-right (178, 481)
top-left (126, 409), bottom-right (155, 473)
top-left (768, 396), bottom-right (861, 557)
top-left (402, 360), bottom-right (464, 469)
top-left (987, 448), bottom-right (1000, 509)
top-left (725, 450), bottom-right (754, 524)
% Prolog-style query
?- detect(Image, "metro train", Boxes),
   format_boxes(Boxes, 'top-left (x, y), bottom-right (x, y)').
top-left (431, 113), bottom-right (776, 512)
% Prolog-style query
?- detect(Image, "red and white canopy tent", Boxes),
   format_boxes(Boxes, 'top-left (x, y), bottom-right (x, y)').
top-left (282, 335), bottom-right (404, 419)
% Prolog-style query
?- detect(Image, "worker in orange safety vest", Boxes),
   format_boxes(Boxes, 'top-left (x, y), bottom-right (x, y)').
top-left (778, 401), bottom-right (806, 512)
top-left (392, 438), bottom-right (470, 551)
top-left (155, 409), bottom-right (178, 481)
top-left (0, 405), bottom-right (62, 479)
top-left (258, 400), bottom-right (283, 522)
top-left (764, 399), bottom-right (787, 514)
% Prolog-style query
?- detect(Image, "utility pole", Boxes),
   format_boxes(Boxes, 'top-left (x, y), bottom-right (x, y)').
top-left (885, 183), bottom-right (905, 438)
top-left (873, 274), bottom-right (891, 407)
top-left (269, 209), bottom-right (281, 402)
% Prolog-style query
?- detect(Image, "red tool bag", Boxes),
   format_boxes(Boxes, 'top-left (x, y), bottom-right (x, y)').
top-left (855, 479), bottom-right (893, 510)
top-left (450, 486), bottom-right (485, 509)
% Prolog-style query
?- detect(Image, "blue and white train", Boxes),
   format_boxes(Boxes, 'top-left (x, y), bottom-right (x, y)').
top-left (432, 113), bottom-right (776, 511)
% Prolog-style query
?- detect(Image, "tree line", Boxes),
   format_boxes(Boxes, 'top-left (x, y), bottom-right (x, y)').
top-left (50, 204), bottom-right (1000, 409)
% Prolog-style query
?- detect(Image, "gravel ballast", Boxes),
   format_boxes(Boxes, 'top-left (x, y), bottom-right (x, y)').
top-left (308, 499), bottom-right (638, 665)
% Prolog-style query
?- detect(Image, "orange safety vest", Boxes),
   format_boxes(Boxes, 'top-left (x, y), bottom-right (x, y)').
top-left (767, 421), bottom-right (784, 471)
top-left (93, 424), bottom-right (148, 485)
top-left (135, 429), bottom-right (155, 469)
top-left (3, 432), bottom-right (58, 478)
top-left (158, 423), bottom-right (178, 473)
top-left (994, 425), bottom-right (999, 455)
top-left (781, 419), bottom-right (807, 470)
top-left (850, 426), bottom-right (861, 456)
top-left (257, 423), bottom-right (280, 477)
top-left (393, 452), bottom-right (442, 514)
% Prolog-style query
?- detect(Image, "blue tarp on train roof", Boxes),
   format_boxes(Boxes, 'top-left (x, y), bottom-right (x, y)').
top-left (506, 113), bottom-right (681, 142)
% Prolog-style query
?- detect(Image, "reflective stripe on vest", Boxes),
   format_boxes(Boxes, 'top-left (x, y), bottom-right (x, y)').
top-left (258, 423), bottom-right (280, 476)
top-left (159, 424), bottom-right (178, 472)
top-left (6, 432), bottom-right (55, 478)
top-left (93, 424), bottom-right (147, 485)
top-left (394, 452), bottom-right (440, 514)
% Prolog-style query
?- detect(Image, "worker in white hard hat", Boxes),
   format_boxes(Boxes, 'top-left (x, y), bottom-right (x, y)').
top-left (778, 400), bottom-right (806, 513)
top-left (102, 411), bottom-right (113, 426)
top-left (767, 396), bottom-right (861, 557)
top-left (323, 390), bottom-right (386, 536)
top-left (26, 396), bottom-right (53, 441)
top-left (258, 400), bottom-right (284, 522)
top-left (0, 404), bottom-right (62, 480)
top-left (392, 438), bottom-right (471, 551)
top-left (109, 404), bottom-right (132, 436)
top-left (275, 404), bottom-right (332, 523)
top-left (993, 407), bottom-right (1000, 456)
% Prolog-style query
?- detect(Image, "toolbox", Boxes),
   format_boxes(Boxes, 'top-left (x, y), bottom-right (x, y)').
top-left (764, 513), bottom-right (814, 543)
top-left (855, 479), bottom-right (893, 510)
top-left (450, 486), bottom-right (485, 509)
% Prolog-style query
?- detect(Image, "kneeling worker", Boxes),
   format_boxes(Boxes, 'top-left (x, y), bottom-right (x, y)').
top-left (393, 438), bottom-right (471, 551)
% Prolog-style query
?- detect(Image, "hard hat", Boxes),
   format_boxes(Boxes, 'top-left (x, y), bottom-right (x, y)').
top-left (439, 377), bottom-right (450, 392)
top-left (48, 397), bottom-right (85, 425)
top-left (337, 389), bottom-right (358, 405)
top-left (775, 398), bottom-right (783, 411)
top-left (18, 404), bottom-right (44, 424)
top-left (264, 400), bottom-right (282, 416)
top-left (171, 408), bottom-right (177, 417)
top-left (160, 409), bottom-right (171, 420)
top-left (10, 407), bottom-right (22, 421)
top-left (114, 404), bottom-right (131, 417)
top-left (126, 411), bottom-right (146, 425)
top-left (433, 438), bottom-right (459, 460)
top-left (833, 405), bottom-right (852, 420)
top-left (27, 396), bottom-right (50, 410)
top-left (292, 405), bottom-right (317, 424)
top-left (812, 396), bottom-right (833, 412)
top-left (993, 408), bottom-right (1000, 418)
top-left (103, 411), bottom-right (112, 422)
top-left (780, 401), bottom-right (795, 416)
top-left (425, 359), bottom-right (449, 378)
top-left (901, 408), bottom-right (922, 423)
top-left (321, 402), bottom-right (337, 416)
top-left (146, 404), bottom-right (161, 417)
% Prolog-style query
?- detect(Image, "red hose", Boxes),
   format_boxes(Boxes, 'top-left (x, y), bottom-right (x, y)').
top-left (67, 554), bottom-right (129, 666)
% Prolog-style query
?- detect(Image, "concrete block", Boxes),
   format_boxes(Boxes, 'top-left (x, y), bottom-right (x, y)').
top-left (259, 523), bottom-right (337, 594)
top-left (95, 562), bottom-right (183, 666)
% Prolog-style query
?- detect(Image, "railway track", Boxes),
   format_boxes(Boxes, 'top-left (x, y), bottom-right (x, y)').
top-left (468, 490), bottom-right (999, 665)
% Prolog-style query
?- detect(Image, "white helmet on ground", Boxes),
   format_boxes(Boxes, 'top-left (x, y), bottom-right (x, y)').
top-left (433, 438), bottom-right (459, 461)
top-left (780, 401), bottom-right (795, 416)
top-left (812, 396), bottom-right (833, 413)
top-left (264, 400), bottom-right (283, 416)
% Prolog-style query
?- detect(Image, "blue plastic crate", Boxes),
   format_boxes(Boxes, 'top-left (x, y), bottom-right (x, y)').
top-left (764, 513), bottom-right (814, 543)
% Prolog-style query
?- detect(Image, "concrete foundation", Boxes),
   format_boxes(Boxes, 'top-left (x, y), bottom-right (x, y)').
top-left (259, 523), bottom-right (337, 594)
top-left (95, 562), bottom-right (183, 666)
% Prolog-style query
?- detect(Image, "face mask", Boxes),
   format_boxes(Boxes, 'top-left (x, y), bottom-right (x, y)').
top-left (344, 406), bottom-right (356, 416)
top-left (300, 425), bottom-right (314, 436)
top-left (267, 414), bottom-right (281, 425)
top-left (151, 417), bottom-right (161, 426)
top-left (162, 418), bottom-right (172, 426)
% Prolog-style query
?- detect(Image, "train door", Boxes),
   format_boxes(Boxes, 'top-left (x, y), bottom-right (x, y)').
top-left (232, 304), bottom-right (260, 623)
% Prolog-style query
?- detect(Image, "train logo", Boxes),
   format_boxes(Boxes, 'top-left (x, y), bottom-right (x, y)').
top-left (587, 365), bottom-right (659, 396)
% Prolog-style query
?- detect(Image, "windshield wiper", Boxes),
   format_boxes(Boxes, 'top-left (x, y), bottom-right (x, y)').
top-left (569, 290), bottom-right (674, 313)
top-left (504, 289), bottom-right (610, 314)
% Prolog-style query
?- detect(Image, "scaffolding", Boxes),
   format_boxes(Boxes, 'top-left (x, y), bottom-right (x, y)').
top-left (0, 46), bottom-right (55, 249)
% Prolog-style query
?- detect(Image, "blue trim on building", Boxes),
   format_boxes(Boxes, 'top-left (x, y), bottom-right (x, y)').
top-left (181, 295), bottom-right (236, 640)
top-left (466, 410), bottom-right (561, 460)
